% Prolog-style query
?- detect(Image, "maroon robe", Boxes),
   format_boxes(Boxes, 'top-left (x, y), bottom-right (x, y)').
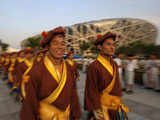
top-left (20, 57), bottom-right (81, 120)
top-left (13, 61), bottom-right (28, 88)
top-left (84, 59), bottom-right (122, 120)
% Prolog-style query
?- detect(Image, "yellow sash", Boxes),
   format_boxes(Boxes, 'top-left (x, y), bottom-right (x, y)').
top-left (97, 55), bottom-right (113, 76)
top-left (0, 57), bottom-right (5, 63)
top-left (97, 55), bottom-right (129, 120)
top-left (44, 56), bottom-right (61, 83)
top-left (21, 65), bottom-right (33, 98)
top-left (97, 55), bottom-right (115, 93)
top-left (4, 58), bottom-right (10, 66)
top-left (43, 55), bottom-right (67, 104)
top-left (24, 58), bottom-right (33, 68)
top-left (37, 56), bottom-right (41, 62)
top-left (8, 58), bottom-right (16, 83)
top-left (39, 101), bottom-right (70, 120)
top-left (39, 56), bottom-right (69, 120)
top-left (21, 59), bottom-right (34, 99)
top-left (66, 59), bottom-right (74, 66)
top-left (8, 58), bottom-right (16, 71)
top-left (18, 57), bottom-right (24, 63)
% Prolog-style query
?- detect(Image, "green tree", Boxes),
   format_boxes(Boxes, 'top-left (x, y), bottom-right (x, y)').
top-left (116, 41), bottom-right (160, 57)
top-left (79, 41), bottom-right (91, 53)
top-left (90, 45), bottom-right (99, 54)
top-left (0, 40), bottom-right (9, 51)
top-left (25, 36), bottom-right (41, 49)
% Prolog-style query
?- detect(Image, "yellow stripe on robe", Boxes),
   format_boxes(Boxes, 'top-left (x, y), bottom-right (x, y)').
top-left (43, 55), bottom-right (67, 104)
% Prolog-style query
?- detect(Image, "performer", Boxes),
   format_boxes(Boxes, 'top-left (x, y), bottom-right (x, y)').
top-left (12, 48), bottom-right (34, 91)
top-left (12, 50), bottom-right (25, 90)
top-left (114, 54), bottom-right (125, 91)
top-left (0, 53), bottom-right (6, 68)
top-left (7, 52), bottom-right (18, 88)
top-left (84, 32), bottom-right (129, 120)
top-left (20, 27), bottom-right (81, 120)
top-left (126, 55), bottom-right (138, 93)
top-left (2, 53), bottom-right (10, 81)
top-left (66, 48), bottom-right (80, 81)
top-left (150, 56), bottom-right (160, 91)
top-left (0, 53), bottom-right (6, 78)
top-left (35, 48), bottom-right (48, 62)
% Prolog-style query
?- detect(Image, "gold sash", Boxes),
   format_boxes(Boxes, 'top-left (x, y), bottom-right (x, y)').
top-left (0, 57), bottom-right (5, 63)
top-left (39, 56), bottom-right (70, 120)
top-left (97, 55), bottom-right (129, 120)
top-left (21, 66), bottom-right (33, 98)
top-left (18, 57), bottom-right (24, 63)
top-left (8, 58), bottom-right (16, 83)
top-left (4, 58), bottom-right (9, 66)
top-left (24, 58), bottom-right (34, 68)
top-left (8, 58), bottom-right (16, 72)
top-left (39, 102), bottom-right (70, 120)
top-left (37, 56), bottom-right (41, 62)
top-left (21, 59), bottom-right (34, 99)
top-left (44, 56), bottom-right (61, 83)
top-left (97, 55), bottom-right (113, 76)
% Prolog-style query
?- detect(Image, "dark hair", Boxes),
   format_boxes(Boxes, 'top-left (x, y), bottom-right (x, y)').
top-left (98, 36), bottom-right (116, 46)
top-left (48, 33), bottom-right (65, 47)
top-left (40, 27), bottom-right (65, 48)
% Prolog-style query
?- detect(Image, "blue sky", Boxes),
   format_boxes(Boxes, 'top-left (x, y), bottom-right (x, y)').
top-left (1, 0), bottom-right (160, 48)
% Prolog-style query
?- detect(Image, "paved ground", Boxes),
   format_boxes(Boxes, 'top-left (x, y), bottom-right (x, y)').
top-left (0, 80), bottom-right (21, 120)
top-left (0, 71), bottom-right (160, 120)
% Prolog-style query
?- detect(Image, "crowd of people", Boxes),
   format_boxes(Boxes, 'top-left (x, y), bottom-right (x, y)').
top-left (114, 54), bottom-right (160, 94)
top-left (0, 27), bottom-right (82, 120)
top-left (0, 26), bottom-right (142, 120)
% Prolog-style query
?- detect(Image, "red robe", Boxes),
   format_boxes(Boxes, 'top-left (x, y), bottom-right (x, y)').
top-left (13, 61), bottom-right (28, 88)
top-left (84, 59), bottom-right (122, 120)
top-left (20, 57), bottom-right (81, 120)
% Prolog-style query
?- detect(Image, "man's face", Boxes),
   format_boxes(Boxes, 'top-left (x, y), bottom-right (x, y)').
top-left (19, 52), bottom-right (24, 58)
top-left (12, 54), bottom-right (17, 58)
top-left (39, 53), bottom-right (43, 57)
top-left (98, 38), bottom-right (115, 56)
top-left (68, 53), bottom-right (73, 59)
top-left (49, 35), bottom-right (66, 59)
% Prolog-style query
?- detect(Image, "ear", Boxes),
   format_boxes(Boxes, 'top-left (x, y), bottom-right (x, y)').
top-left (97, 45), bottom-right (102, 51)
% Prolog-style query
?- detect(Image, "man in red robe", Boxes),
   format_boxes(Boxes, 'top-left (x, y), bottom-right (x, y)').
top-left (84, 32), bottom-right (129, 120)
top-left (66, 48), bottom-right (80, 81)
top-left (20, 27), bottom-right (81, 120)
top-left (13, 48), bottom-right (34, 90)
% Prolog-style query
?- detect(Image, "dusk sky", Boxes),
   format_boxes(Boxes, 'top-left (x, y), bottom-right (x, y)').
top-left (1, 0), bottom-right (160, 48)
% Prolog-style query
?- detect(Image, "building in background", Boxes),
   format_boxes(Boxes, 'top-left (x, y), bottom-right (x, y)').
top-left (21, 18), bottom-right (157, 56)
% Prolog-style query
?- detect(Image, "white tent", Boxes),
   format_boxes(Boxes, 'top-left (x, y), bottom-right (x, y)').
top-left (6, 47), bottom-right (20, 53)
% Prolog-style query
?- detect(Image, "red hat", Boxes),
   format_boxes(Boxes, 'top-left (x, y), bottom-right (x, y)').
top-left (40, 26), bottom-right (65, 48)
top-left (94, 32), bottom-right (116, 46)
top-left (18, 50), bottom-right (26, 55)
top-left (1, 52), bottom-right (8, 57)
top-left (23, 48), bottom-right (34, 54)
top-left (10, 52), bottom-right (18, 55)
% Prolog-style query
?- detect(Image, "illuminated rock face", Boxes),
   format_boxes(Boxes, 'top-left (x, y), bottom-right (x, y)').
top-left (21, 18), bottom-right (157, 54)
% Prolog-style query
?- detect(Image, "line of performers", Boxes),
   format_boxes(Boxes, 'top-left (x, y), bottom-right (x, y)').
top-left (0, 26), bottom-right (129, 120)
